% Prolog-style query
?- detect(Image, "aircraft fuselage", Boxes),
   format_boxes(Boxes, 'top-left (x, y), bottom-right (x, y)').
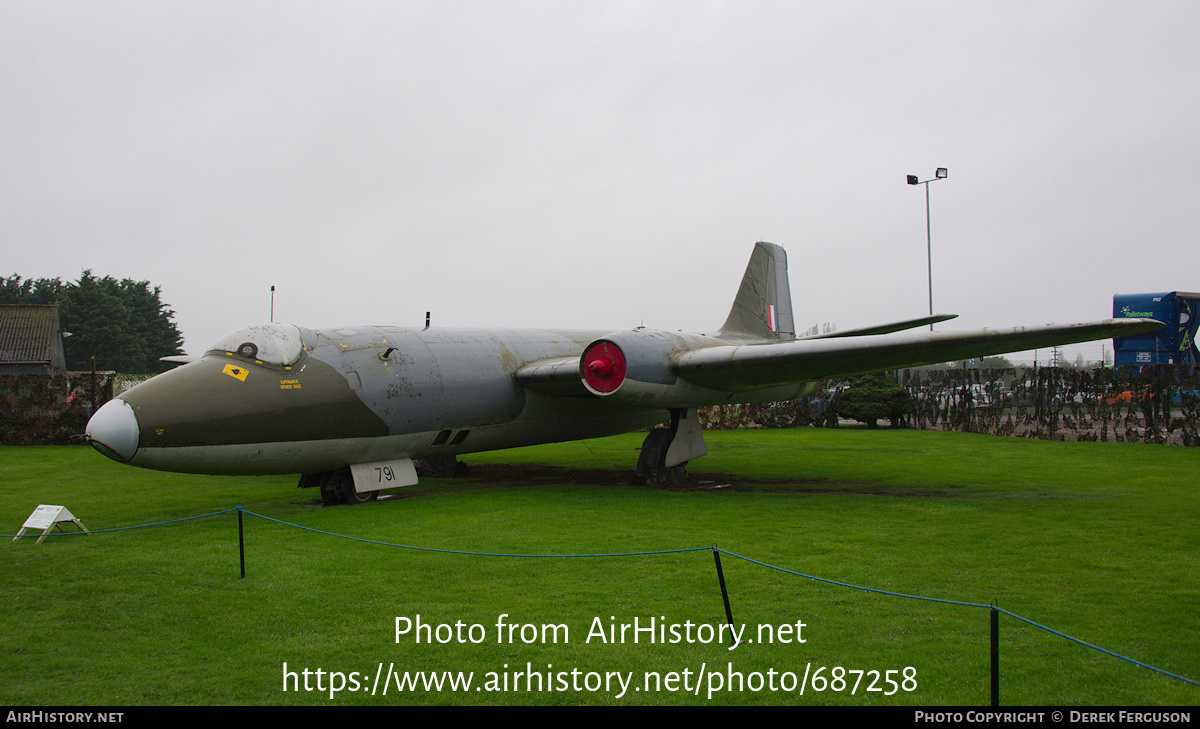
top-left (84, 242), bottom-right (1164, 500)
top-left (97, 324), bottom-right (694, 475)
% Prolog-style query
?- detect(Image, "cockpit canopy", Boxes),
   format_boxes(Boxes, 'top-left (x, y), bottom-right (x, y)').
top-left (208, 323), bottom-right (305, 366)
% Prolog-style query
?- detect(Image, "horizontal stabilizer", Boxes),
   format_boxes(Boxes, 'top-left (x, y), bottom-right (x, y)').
top-left (675, 318), bottom-right (1165, 391)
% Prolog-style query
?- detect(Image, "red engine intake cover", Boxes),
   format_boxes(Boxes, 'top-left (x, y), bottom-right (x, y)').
top-left (581, 341), bottom-right (627, 394)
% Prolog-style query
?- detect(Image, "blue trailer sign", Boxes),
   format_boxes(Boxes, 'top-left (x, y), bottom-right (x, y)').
top-left (1113, 291), bottom-right (1200, 366)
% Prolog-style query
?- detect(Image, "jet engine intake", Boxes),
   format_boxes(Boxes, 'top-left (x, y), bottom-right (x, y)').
top-left (581, 340), bottom-right (627, 393)
top-left (577, 328), bottom-right (819, 409)
top-left (579, 330), bottom-right (732, 408)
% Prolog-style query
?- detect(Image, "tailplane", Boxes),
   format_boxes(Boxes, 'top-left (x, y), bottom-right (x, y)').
top-left (719, 241), bottom-right (795, 339)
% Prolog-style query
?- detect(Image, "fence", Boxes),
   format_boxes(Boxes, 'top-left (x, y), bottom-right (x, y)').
top-left (701, 365), bottom-right (1200, 446)
top-left (0, 372), bottom-right (114, 445)
top-left (6, 365), bottom-right (1199, 446)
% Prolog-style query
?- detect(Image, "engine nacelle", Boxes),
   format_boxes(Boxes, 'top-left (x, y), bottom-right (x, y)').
top-left (580, 330), bottom-right (733, 408)
top-left (580, 328), bottom-right (818, 408)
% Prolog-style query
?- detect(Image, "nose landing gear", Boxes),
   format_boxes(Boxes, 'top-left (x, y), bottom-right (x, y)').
top-left (298, 467), bottom-right (379, 505)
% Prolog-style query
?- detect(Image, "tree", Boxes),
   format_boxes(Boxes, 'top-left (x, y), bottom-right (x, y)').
top-left (836, 371), bottom-right (913, 428)
top-left (0, 275), bottom-right (66, 306)
top-left (1, 271), bottom-right (184, 373)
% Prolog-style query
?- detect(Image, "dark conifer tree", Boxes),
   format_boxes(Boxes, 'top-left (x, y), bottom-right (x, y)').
top-left (1, 271), bottom-right (185, 372)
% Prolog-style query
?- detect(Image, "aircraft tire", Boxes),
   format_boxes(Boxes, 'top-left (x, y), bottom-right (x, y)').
top-left (341, 484), bottom-right (379, 505)
top-left (317, 468), bottom-right (379, 505)
top-left (635, 428), bottom-right (687, 486)
top-left (661, 463), bottom-right (688, 487)
top-left (334, 467), bottom-right (378, 505)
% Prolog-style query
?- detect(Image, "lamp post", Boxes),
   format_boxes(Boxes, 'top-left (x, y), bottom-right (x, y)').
top-left (907, 168), bottom-right (948, 330)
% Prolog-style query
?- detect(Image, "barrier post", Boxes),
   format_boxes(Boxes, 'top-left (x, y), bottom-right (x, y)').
top-left (712, 548), bottom-right (737, 647)
top-left (991, 602), bottom-right (1000, 706)
top-left (238, 506), bottom-right (246, 578)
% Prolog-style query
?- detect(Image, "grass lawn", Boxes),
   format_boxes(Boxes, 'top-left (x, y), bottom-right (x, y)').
top-left (1, 428), bottom-right (1197, 705)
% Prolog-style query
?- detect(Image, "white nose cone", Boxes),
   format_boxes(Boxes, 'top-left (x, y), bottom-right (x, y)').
top-left (86, 399), bottom-right (140, 462)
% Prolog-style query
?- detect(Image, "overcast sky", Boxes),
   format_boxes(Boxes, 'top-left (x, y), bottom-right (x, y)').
top-left (3, 1), bottom-right (1197, 365)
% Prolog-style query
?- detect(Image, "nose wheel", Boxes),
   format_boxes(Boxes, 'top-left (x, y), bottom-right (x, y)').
top-left (301, 468), bottom-right (379, 505)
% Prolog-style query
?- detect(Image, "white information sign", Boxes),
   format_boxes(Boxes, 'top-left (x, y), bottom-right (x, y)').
top-left (13, 505), bottom-right (88, 544)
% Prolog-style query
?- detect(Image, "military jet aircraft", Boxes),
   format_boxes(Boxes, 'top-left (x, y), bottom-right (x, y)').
top-left (86, 243), bottom-right (1162, 504)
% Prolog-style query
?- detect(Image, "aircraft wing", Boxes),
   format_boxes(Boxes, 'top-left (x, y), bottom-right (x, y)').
top-left (796, 314), bottom-right (957, 340)
top-left (515, 355), bottom-right (589, 396)
top-left (159, 355), bottom-right (196, 365)
top-left (673, 318), bottom-right (1165, 391)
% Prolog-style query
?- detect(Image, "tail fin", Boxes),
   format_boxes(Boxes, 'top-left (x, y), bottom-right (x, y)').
top-left (719, 241), bottom-right (795, 339)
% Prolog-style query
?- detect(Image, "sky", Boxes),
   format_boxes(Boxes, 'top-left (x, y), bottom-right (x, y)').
top-left (3, 1), bottom-right (1197, 366)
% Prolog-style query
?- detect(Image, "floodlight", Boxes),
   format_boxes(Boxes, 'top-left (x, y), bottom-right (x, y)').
top-left (906, 167), bottom-right (950, 329)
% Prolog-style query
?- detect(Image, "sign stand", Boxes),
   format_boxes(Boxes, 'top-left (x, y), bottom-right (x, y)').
top-left (13, 505), bottom-right (88, 544)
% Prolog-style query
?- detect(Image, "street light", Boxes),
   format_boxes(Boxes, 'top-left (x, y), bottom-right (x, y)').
top-left (907, 168), bottom-right (948, 330)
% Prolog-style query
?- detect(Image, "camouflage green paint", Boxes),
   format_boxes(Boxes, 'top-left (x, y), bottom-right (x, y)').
top-left (121, 349), bottom-right (388, 449)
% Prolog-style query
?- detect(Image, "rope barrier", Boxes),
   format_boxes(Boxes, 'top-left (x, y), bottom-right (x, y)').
top-left (714, 547), bottom-right (1200, 688)
top-left (7, 505), bottom-right (1197, 690)
top-left (245, 509), bottom-right (709, 558)
top-left (3, 507), bottom-right (238, 538)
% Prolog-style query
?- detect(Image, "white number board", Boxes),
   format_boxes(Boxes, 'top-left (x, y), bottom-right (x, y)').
top-left (349, 458), bottom-right (419, 493)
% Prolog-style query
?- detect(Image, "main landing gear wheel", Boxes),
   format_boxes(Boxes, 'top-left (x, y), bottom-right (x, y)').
top-left (635, 428), bottom-right (688, 486)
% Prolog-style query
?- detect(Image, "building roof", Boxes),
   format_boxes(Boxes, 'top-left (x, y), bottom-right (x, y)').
top-left (0, 305), bottom-right (61, 364)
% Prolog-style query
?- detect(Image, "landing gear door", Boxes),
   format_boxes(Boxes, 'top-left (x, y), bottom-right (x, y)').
top-left (665, 409), bottom-right (707, 468)
top-left (350, 458), bottom-right (419, 493)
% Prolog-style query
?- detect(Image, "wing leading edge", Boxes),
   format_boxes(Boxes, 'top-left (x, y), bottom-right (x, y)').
top-left (673, 318), bottom-right (1165, 391)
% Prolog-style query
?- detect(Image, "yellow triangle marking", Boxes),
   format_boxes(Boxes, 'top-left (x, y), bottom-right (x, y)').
top-left (222, 363), bottom-right (249, 382)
